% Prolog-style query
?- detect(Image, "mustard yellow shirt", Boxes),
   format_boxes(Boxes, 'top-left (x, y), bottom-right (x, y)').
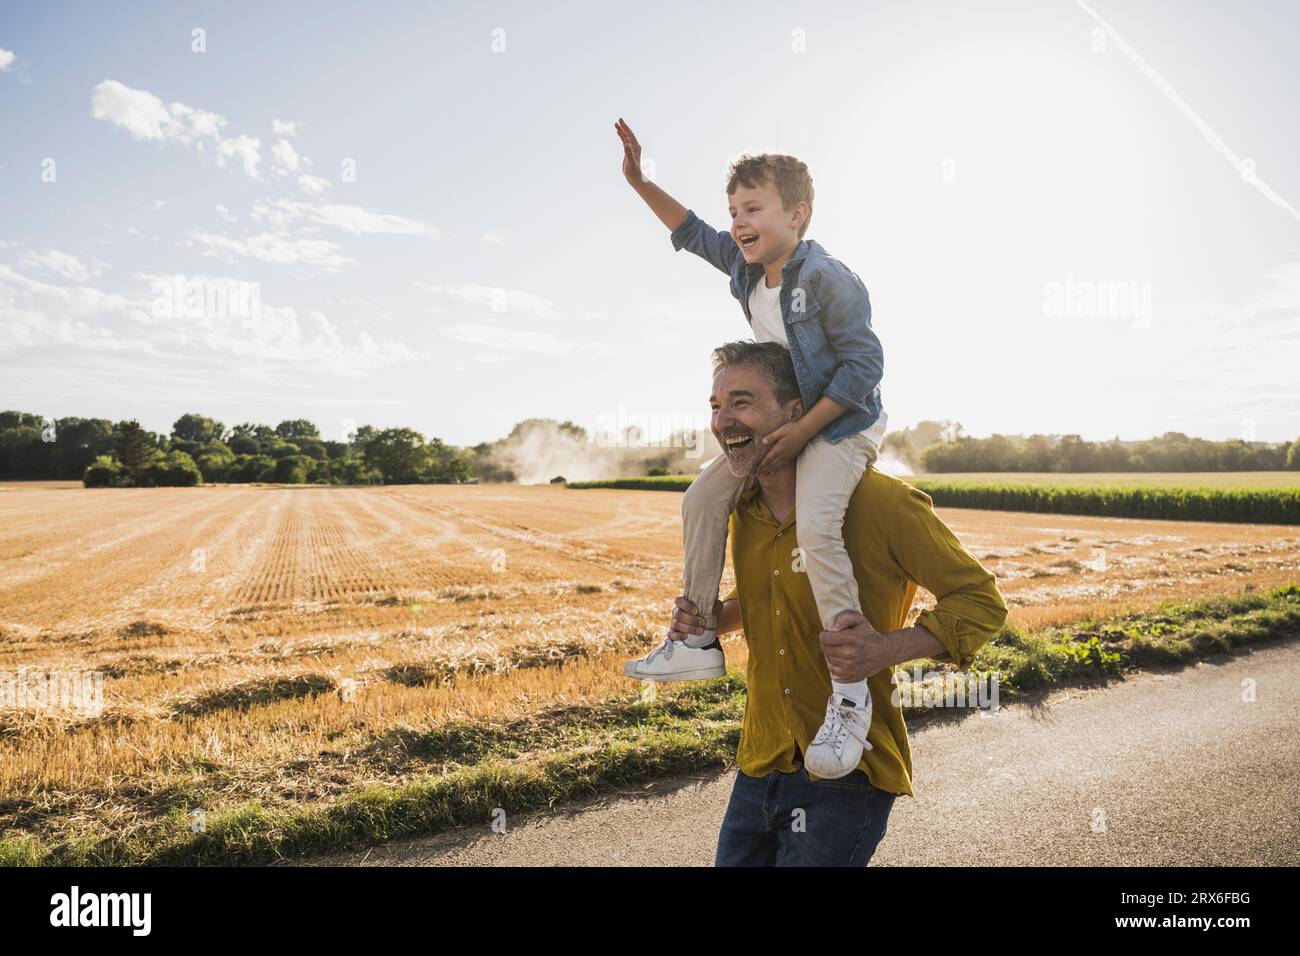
top-left (722, 469), bottom-right (1008, 796)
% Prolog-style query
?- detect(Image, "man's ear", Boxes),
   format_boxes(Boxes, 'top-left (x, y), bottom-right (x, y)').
top-left (786, 397), bottom-right (805, 422)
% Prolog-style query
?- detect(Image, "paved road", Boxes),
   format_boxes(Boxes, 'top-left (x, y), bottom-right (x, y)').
top-left (293, 640), bottom-right (1300, 866)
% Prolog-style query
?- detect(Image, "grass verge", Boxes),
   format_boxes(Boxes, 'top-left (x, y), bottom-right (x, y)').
top-left (569, 475), bottom-right (1300, 523)
top-left (3, 585), bottom-right (1296, 866)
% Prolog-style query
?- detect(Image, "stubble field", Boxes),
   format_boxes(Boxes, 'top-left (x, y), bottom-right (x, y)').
top-left (1, 481), bottom-right (1297, 860)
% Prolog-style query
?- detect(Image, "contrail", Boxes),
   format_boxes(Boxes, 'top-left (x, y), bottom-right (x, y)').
top-left (1073, 0), bottom-right (1300, 225)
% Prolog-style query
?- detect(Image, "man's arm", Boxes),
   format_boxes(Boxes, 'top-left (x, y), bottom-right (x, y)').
top-left (821, 618), bottom-right (947, 682)
top-left (820, 484), bottom-right (1008, 680)
top-left (887, 484), bottom-right (1008, 670)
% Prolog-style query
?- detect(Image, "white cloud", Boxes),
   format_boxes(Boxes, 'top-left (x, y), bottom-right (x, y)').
top-left (91, 79), bottom-right (262, 179)
top-left (272, 118), bottom-right (301, 137)
top-left (252, 198), bottom-right (437, 236)
top-left (186, 229), bottom-right (354, 272)
top-left (151, 199), bottom-right (166, 210)
top-left (481, 232), bottom-right (505, 244)
top-left (0, 49), bottom-right (16, 73)
top-left (216, 134), bottom-right (261, 179)
top-left (297, 174), bottom-right (332, 196)
top-left (440, 322), bottom-right (611, 356)
top-left (214, 204), bottom-right (237, 223)
top-left (18, 249), bottom-right (107, 282)
top-left (271, 139), bottom-right (300, 173)
top-left (416, 282), bottom-right (560, 320)
top-left (0, 265), bottom-right (418, 377)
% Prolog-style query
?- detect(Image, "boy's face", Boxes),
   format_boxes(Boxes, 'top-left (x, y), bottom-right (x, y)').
top-left (728, 180), bottom-right (808, 266)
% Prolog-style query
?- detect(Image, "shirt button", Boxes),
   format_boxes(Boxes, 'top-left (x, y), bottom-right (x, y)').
top-left (780, 648), bottom-right (786, 655)
top-left (773, 569), bottom-right (780, 576)
top-left (784, 688), bottom-right (791, 695)
top-left (777, 532), bottom-right (783, 538)
top-left (775, 609), bottom-right (781, 616)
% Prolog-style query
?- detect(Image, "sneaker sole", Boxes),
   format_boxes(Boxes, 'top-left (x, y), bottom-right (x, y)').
top-left (802, 753), bottom-right (862, 779)
top-left (623, 665), bottom-right (726, 682)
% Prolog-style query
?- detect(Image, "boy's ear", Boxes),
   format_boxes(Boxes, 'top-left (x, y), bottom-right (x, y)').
top-left (791, 200), bottom-right (810, 231)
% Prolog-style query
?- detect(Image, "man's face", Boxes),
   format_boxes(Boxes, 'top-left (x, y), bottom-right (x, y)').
top-left (728, 180), bottom-right (807, 266)
top-left (710, 363), bottom-right (800, 477)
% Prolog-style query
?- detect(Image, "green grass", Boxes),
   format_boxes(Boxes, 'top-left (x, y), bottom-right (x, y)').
top-left (4, 585), bottom-right (1297, 866)
top-left (906, 480), bottom-right (1300, 524)
top-left (569, 475), bottom-right (695, 491)
top-left (569, 472), bottom-right (1300, 523)
top-left (910, 471), bottom-right (1300, 490)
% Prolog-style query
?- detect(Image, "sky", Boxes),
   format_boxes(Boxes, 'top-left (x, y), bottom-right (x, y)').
top-left (1, 0), bottom-right (1298, 448)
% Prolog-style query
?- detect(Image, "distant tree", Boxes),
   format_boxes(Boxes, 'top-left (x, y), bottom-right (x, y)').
top-left (0, 411), bottom-right (43, 430)
top-left (148, 451), bottom-right (202, 487)
top-left (349, 424), bottom-right (379, 453)
top-left (363, 428), bottom-right (429, 484)
top-left (424, 437), bottom-right (473, 483)
top-left (273, 455), bottom-right (310, 484)
top-left (1055, 435), bottom-right (1097, 472)
top-left (1288, 439), bottom-right (1300, 470)
top-left (172, 413), bottom-right (226, 445)
top-left (114, 420), bottom-right (162, 486)
top-left (235, 454), bottom-right (277, 482)
top-left (83, 455), bottom-right (123, 488)
top-left (295, 439), bottom-right (327, 461)
top-left (265, 441), bottom-right (302, 460)
top-left (228, 436), bottom-right (258, 456)
top-left (275, 419), bottom-right (320, 441)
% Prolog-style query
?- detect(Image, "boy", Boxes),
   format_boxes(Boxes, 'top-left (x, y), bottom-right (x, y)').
top-left (614, 118), bottom-right (887, 779)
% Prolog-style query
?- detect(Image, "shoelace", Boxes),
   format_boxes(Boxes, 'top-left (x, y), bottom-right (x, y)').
top-left (814, 700), bottom-right (868, 754)
top-left (643, 637), bottom-right (676, 664)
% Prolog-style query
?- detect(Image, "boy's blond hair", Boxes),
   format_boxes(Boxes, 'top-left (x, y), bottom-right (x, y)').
top-left (726, 154), bottom-right (815, 239)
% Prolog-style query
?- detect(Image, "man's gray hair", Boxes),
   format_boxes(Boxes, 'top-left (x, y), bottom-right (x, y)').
top-left (711, 340), bottom-right (802, 405)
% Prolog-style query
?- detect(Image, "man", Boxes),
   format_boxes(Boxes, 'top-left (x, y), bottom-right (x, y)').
top-left (626, 341), bottom-right (1008, 866)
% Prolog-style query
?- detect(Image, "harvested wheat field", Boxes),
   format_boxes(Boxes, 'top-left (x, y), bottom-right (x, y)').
top-left (0, 481), bottom-right (1297, 860)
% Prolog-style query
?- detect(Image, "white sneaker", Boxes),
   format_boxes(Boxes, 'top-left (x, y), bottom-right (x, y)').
top-left (803, 692), bottom-right (873, 779)
top-left (623, 636), bottom-right (725, 682)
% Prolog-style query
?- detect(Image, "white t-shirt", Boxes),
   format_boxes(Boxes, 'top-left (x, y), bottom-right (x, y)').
top-left (747, 277), bottom-right (788, 345)
top-left (747, 276), bottom-right (886, 446)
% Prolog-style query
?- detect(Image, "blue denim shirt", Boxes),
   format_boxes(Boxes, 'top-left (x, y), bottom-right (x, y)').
top-left (670, 208), bottom-right (883, 444)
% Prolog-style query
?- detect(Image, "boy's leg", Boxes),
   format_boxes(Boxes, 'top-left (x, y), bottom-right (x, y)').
top-left (622, 454), bottom-right (748, 681)
top-left (680, 452), bottom-right (752, 634)
top-left (796, 427), bottom-right (881, 778)
top-left (794, 428), bottom-right (879, 635)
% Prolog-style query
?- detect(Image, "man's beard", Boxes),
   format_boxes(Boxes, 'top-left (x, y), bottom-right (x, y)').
top-left (720, 419), bottom-right (780, 478)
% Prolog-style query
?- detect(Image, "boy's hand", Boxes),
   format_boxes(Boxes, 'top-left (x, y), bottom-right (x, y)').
top-left (614, 117), bottom-right (646, 186)
top-left (758, 421), bottom-right (811, 475)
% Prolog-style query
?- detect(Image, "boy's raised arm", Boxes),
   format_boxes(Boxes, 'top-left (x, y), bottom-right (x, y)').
top-left (616, 118), bottom-right (688, 232)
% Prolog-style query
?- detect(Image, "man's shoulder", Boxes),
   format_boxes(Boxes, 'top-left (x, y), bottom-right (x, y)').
top-left (848, 468), bottom-right (932, 517)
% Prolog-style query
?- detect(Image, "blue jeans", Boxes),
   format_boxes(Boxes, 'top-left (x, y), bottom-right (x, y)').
top-left (714, 766), bottom-right (897, 866)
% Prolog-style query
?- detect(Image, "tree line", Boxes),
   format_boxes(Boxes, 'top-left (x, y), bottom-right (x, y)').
top-left (0, 411), bottom-right (474, 487)
top-left (883, 423), bottom-right (1300, 473)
